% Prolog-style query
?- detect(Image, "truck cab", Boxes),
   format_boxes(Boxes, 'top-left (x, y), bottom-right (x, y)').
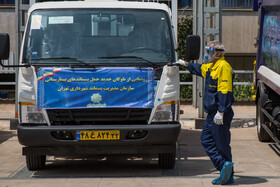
top-left (0, 0), bottom-right (199, 170)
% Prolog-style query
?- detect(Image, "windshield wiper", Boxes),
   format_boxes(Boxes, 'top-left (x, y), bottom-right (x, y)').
top-left (99, 56), bottom-right (160, 67)
top-left (31, 57), bottom-right (95, 68)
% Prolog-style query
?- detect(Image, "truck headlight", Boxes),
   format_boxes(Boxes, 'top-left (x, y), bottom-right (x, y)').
top-left (152, 101), bottom-right (179, 122)
top-left (19, 103), bottom-right (46, 124)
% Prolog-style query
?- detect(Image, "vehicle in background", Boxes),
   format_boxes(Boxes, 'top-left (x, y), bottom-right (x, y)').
top-left (0, 0), bottom-right (200, 170)
top-left (253, 0), bottom-right (280, 144)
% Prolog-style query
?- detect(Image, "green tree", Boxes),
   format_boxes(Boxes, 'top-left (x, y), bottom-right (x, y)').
top-left (178, 16), bottom-right (193, 99)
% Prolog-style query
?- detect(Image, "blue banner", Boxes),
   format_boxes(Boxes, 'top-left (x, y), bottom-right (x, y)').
top-left (37, 68), bottom-right (154, 109)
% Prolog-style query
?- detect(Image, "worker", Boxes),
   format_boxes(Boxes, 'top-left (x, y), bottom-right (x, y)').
top-left (176, 41), bottom-right (235, 185)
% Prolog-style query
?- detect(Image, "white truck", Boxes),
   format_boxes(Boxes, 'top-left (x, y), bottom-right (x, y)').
top-left (0, 0), bottom-right (199, 170)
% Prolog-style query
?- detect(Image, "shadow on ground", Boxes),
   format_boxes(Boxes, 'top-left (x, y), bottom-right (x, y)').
top-left (0, 129), bottom-right (16, 144)
top-left (234, 175), bottom-right (268, 185)
top-left (10, 128), bottom-right (268, 185)
top-left (231, 119), bottom-right (256, 128)
top-left (23, 129), bottom-right (211, 178)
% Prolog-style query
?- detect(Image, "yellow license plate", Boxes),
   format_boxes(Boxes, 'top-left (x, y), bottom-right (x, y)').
top-left (77, 130), bottom-right (120, 140)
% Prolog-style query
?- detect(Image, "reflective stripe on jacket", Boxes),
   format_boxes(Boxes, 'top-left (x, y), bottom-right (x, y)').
top-left (188, 57), bottom-right (234, 112)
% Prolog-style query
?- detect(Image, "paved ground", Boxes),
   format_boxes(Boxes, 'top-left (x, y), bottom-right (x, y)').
top-left (0, 103), bottom-right (279, 186)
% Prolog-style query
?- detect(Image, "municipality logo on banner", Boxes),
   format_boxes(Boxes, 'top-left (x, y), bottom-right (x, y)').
top-left (37, 68), bottom-right (155, 109)
top-left (87, 93), bottom-right (106, 108)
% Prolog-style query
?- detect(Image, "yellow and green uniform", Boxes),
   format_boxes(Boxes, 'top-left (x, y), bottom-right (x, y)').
top-left (188, 57), bottom-right (235, 171)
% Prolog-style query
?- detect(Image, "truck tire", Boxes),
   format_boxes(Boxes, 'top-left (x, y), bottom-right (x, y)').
top-left (158, 153), bottom-right (176, 169)
top-left (256, 99), bottom-right (271, 142)
top-left (26, 155), bottom-right (46, 171)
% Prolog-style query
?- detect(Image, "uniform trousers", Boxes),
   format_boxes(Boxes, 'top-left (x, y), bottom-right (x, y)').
top-left (200, 108), bottom-right (234, 171)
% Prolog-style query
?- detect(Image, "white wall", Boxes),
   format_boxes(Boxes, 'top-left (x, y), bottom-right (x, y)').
top-left (222, 10), bottom-right (258, 54)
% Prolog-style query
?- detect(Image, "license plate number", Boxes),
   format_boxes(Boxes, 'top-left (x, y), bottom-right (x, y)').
top-left (76, 130), bottom-right (120, 140)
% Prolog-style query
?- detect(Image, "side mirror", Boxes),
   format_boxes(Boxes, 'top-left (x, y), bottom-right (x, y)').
top-left (185, 35), bottom-right (200, 61)
top-left (0, 33), bottom-right (29, 68)
top-left (0, 33), bottom-right (10, 60)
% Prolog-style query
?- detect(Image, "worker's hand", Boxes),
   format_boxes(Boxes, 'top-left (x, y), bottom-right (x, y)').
top-left (174, 59), bottom-right (187, 67)
top-left (214, 111), bottom-right (224, 125)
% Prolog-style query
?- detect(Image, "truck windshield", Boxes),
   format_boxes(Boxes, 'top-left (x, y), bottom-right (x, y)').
top-left (23, 9), bottom-right (175, 66)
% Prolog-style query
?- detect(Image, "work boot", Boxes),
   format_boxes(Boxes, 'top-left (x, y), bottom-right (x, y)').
top-left (225, 175), bottom-right (235, 184)
top-left (211, 177), bottom-right (222, 185)
top-left (212, 161), bottom-right (234, 185)
top-left (212, 176), bottom-right (235, 185)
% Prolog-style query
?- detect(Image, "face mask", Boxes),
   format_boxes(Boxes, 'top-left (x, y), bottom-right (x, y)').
top-left (204, 46), bottom-right (216, 62)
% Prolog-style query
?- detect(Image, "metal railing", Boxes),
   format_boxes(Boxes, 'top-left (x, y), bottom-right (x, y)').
top-left (179, 69), bottom-right (254, 86)
top-left (0, 0), bottom-right (15, 6)
top-left (232, 70), bottom-right (254, 85)
top-left (179, 0), bottom-right (253, 9)
top-left (142, 0), bottom-right (160, 2)
top-left (222, 0), bottom-right (253, 8)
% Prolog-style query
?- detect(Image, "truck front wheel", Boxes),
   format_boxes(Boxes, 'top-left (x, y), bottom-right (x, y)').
top-left (158, 153), bottom-right (176, 169)
top-left (256, 99), bottom-right (271, 142)
top-left (26, 155), bottom-right (46, 171)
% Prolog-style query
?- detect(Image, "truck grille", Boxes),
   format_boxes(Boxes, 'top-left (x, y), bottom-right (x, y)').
top-left (47, 108), bottom-right (152, 125)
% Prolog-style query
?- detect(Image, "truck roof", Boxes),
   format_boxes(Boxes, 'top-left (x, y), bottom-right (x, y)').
top-left (28, 1), bottom-right (171, 16)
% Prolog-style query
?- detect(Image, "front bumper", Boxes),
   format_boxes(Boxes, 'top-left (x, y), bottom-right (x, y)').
top-left (18, 123), bottom-right (181, 155)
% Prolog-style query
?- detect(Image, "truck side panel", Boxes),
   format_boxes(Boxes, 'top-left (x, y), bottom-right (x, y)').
top-left (255, 0), bottom-right (280, 144)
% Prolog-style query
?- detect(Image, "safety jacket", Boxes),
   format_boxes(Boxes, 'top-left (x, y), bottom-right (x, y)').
top-left (188, 57), bottom-right (234, 113)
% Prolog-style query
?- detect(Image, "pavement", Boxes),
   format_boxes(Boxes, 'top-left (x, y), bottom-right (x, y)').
top-left (0, 103), bottom-right (279, 186)
top-left (179, 101), bottom-right (257, 129)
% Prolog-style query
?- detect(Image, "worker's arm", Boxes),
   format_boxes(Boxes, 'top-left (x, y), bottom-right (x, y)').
top-left (175, 59), bottom-right (210, 78)
top-left (217, 64), bottom-right (234, 112)
top-left (188, 62), bottom-right (211, 78)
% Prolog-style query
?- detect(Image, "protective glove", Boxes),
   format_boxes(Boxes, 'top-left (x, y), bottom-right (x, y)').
top-left (173, 59), bottom-right (186, 66)
top-left (214, 111), bottom-right (224, 125)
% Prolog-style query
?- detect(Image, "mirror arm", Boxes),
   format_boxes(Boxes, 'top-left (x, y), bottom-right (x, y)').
top-left (0, 60), bottom-right (30, 68)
